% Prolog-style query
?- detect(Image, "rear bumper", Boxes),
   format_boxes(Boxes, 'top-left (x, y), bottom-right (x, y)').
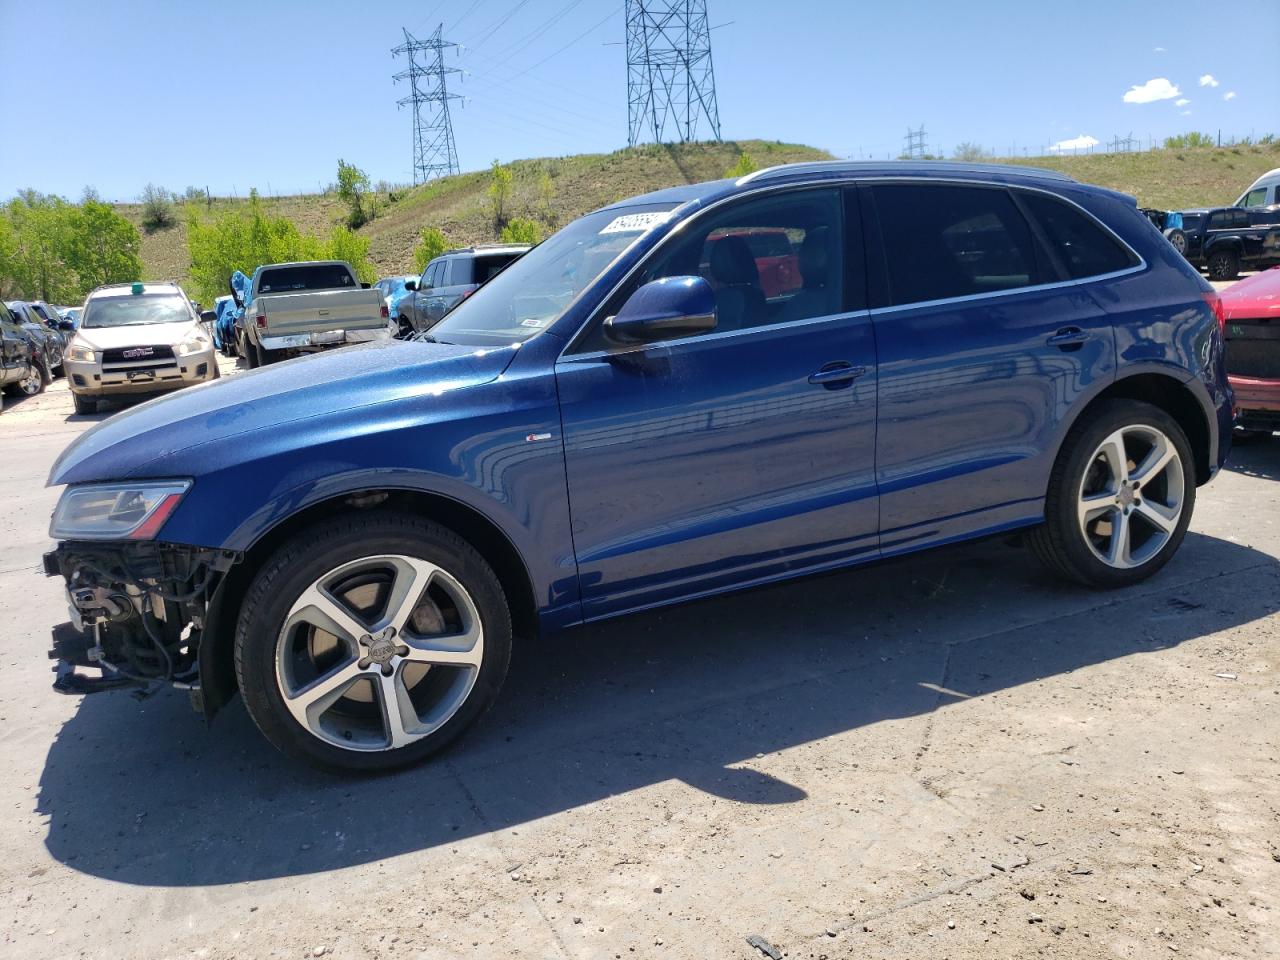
top-left (1229, 374), bottom-right (1280, 412)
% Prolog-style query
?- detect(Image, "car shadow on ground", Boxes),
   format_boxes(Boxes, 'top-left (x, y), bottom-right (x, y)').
top-left (1226, 435), bottom-right (1280, 481)
top-left (36, 529), bottom-right (1280, 888)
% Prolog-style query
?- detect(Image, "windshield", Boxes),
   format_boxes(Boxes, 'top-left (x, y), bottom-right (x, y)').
top-left (428, 203), bottom-right (680, 346)
top-left (82, 294), bottom-right (191, 328)
top-left (258, 264), bottom-right (356, 294)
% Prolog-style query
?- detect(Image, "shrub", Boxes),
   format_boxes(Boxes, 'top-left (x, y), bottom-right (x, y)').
top-left (724, 150), bottom-right (758, 178)
top-left (140, 183), bottom-right (176, 232)
top-left (412, 227), bottom-right (449, 274)
top-left (488, 160), bottom-right (512, 232)
top-left (336, 159), bottom-right (372, 229)
top-left (500, 217), bottom-right (541, 245)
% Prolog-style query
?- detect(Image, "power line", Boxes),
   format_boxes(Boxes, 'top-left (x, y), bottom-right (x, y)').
top-left (494, 6), bottom-right (619, 86)
top-left (487, 0), bottom-right (588, 62)
top-left (904, 125), bottom-right (927, 159)
top-left (464, 0), bottom-right (533, 51)
top-left (625, 0), bottom-right (721, 146)
top-left (392, 26), bottom-right (462, 184)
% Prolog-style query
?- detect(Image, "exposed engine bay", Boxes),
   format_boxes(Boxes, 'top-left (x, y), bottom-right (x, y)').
top-left (43, 541), bottom-right (236, 704)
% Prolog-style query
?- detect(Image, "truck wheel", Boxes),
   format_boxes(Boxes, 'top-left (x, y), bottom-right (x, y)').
top-left (234, 512), bottom-right (512, 772)
top-left (1028, 400), bottom-right (1194, 588)
top-left (245, 337), bottom-right (260, 368)
top-left (72, 393), bottom-right (97, 415)
top-left (1162, 228), bottom-right (1187, 255)
top-left (1207, 249), bottom-right (1240, 281)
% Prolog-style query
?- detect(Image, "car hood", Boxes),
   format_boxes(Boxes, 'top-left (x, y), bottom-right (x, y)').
top-left (73, 321), bottom-right (201, 351)
top-left (1221, 266), bottom-right (1280, 320)
top-left (50, 339), bottom-right (519, 486)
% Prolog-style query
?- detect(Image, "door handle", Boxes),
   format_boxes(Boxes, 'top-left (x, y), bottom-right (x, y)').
top-left (808, 362), bottom-right (868, 386)
top-left (1047, 327), bottom-right (1090, 348)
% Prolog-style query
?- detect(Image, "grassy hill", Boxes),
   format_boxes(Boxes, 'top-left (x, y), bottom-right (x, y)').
top-left (121, 138), bottom-right (1280, 287)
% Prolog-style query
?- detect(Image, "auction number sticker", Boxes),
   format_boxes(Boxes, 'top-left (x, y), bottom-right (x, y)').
top-left (599, 212), bottom-right (672, 234)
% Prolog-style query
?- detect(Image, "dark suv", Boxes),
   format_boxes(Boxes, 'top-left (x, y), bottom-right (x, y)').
top-left (6, 300), bottom-right (67, 375)
top-left (399, 244), bottom-right (531, 334)
top-left (0, 302), bottom-right (49, 401)
top-left (44, 162), bottom-right (1231, 772)
top-left (1170, 207), bottom-right (1280, 280)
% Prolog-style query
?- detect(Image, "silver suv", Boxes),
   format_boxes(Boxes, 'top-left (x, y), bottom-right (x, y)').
top-left (399, 244), bottom-right (530, 335)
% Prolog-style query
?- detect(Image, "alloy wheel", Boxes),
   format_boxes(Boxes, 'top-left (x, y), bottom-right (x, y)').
top-left (19, 366), bottom-right (42, 395)
top-left (1077, 425), bottom-right (1184, 569)
top-left (274, 554), bottom-right (484, 751)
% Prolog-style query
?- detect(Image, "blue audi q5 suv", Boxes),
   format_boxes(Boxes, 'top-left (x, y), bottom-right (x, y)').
top-left (44, 162), bottom-right (1232, 771)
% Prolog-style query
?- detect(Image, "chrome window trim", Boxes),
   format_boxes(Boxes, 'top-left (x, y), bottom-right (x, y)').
top-left (558, 175), bottom-right (1147, 358)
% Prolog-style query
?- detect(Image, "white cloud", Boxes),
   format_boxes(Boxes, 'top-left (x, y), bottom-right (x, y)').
top-left (1223, 90), bottom-right (1237, 101)
top-left (1181, 110), bottom-right (1192, 116)
top-left (1175, 98), bottom-right (1190, 106)
top-left (1123, 78), bottom-right (1180, 103)
top-left (1199, 74), bottom-right (1220, 87)
top-left (1153, 46), bottom-right (1166, 52)
top-left (1048, 134), bottom-right (1100, 153)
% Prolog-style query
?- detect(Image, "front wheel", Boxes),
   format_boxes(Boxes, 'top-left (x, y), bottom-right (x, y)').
top-left (1029, 400), bottom-right (1195, 588)
top-left (71, 393), bottom-right (97, 415)
top-left (234, 513), bottom-right (512, 772)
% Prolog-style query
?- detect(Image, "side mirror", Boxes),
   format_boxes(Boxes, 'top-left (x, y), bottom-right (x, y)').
top-left (58, 319), bottom-right (75, 332)
top-left (404, 280), bottom-right (417, 292)
top-left (200, 310), bottom-right (216, 323)
top-left (603, 276), bottom-right (717, 345)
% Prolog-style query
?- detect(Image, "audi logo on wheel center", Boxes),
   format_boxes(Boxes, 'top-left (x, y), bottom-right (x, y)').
top-left (122, 347), bottom-right (155, 360)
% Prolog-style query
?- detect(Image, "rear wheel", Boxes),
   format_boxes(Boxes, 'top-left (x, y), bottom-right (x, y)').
top-left (244, 335), bottom-right (260, 368)
top-left (1163, 227), bottom-right (1187, 255)
top-left (234, 513), bottom-right (512, 772)
top-left (1207, 249), bottom-right (1240, 281)
top-left (4, 361), bottom-right (46, 398)
top-left (1029, 400), bottom-right (1195, 588)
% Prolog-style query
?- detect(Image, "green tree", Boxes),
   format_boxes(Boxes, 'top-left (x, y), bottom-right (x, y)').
top-left (725, 150), bottom-right (758, 178)
top-left (952, 142), bottom-right (994, 161)
top-left (488, 160), bottom-right (512, 232)
top-left (140, 183), bottom-right (176, 232)
top-left (336, 159), bottom-right (372, 228)
top-left (68, 201), bottom-right (143, 291)
top-left (412, 226), bottom-right (449, 274)
top-left (3, 192), bottom-right (78, 302)
top-left (186, 196), bottom-right (376, 306)
top-left (499, 217), bottom-right (541, 245)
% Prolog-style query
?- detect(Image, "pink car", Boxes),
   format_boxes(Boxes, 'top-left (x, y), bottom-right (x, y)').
top-left (1220, 266), bottom-right (1280, 437)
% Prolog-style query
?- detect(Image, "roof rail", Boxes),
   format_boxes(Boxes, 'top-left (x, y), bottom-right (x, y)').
top-left (736, 160), bottom-right (1076, 186)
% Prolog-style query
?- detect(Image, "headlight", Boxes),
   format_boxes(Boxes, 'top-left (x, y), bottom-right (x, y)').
top-left (175, 331), bottom-right (211, 357)
top-left (66, 343), bottom-right (95, 362)
top-left (50, 481), bottom-right (191, 541)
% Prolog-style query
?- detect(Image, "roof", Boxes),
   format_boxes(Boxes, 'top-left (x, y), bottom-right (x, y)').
top-left (603, 159), bottom-right (1082, 213)
top-left (87, 281), bottom-right (182, 300)
top-left (440, 244), bottom-right (533, 256)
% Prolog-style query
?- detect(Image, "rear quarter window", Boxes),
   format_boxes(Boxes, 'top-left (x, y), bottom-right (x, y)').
top-left (1017, 191), bottom-right (1139, 280)
top-left (473, 255), bottom-right (519, 285)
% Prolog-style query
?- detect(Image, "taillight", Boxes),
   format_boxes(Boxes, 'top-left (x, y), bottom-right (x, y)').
top-left (255, 310), bottom-right (267, 330)
top-left (1202, 291), bottom-right (1225, 333)
top-left (380, 303), bottom-right (389, 319)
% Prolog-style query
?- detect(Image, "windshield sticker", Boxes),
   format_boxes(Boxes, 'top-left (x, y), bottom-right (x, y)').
top-left (599, 212), bottom-right (672, 235)
top-left (520, 317), bottom-right (548, 328)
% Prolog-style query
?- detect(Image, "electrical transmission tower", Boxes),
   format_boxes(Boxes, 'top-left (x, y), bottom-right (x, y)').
top-left (625, 0), bottom-right (721, 146)
top-left (904, 125), bottom-right (928, 159)
top-left (392, 26), bottom-right (461, 184)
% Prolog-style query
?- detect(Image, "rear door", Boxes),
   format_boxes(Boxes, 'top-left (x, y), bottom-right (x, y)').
top-left (556, 187), bottom-right (880, 618)
top-left (864, 180), bottom-right (1126, 553)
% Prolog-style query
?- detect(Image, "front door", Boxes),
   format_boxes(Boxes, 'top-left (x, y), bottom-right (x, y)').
top-left (555, 187), bottom-right (879, 619)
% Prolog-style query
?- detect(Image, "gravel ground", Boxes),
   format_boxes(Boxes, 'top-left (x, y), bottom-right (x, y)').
top-left (0, 349), bottom-right (1277, 960)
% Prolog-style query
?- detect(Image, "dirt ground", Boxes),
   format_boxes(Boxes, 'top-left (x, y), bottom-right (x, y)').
top-left (0, 350), bottom-right (1277, 960)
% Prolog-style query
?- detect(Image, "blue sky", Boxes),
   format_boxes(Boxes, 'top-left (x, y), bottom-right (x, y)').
top-left (0, 0), bottom-right (1273, 201)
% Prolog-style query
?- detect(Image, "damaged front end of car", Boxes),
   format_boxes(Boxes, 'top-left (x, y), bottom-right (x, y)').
top-left (42, 480), bottom-right (240, 712)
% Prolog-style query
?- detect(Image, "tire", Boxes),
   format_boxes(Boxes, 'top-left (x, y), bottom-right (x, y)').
top-left (234, 512), bottom-right (512, 773)
top-left (1163, 227), bottom-right (1187, 255)
top-left (1028, 400), bottom-right (1195, 588)
top-left (72, 393), bottom-right (97, 415)
top-left (4, 360), bottom-right (48, 398)
top-left (244, 336), bottom-right (260, 369)
top-left (1207, 249), bottom-right (1240, 281)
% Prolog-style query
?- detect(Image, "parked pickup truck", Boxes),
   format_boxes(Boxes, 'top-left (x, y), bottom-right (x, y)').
top-left (231, 261), bottom-right (390, 367)
top-left (1164, 207), bottom-right (1280, 281)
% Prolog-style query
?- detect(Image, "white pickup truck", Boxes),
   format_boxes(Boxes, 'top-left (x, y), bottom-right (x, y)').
top-left (231, 260), bottom-right (393, 367)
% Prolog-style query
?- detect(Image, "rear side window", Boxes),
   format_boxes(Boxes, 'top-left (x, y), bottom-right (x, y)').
top-left (872, 184), bottom-right (1041, 306)
top-left (1240, 187), bottom-right (1267, 207)
top-left (473, 254), bottom-right (518, 285)
top-left (1018, 191), bottom-right (1138, 279)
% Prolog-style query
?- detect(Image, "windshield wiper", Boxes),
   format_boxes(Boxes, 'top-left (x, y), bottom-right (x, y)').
top-left (413, 332), bottom-right (453, 345)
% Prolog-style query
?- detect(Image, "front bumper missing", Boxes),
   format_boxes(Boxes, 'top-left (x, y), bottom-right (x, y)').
top-left (43, 541), bottom-right (237, 706)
